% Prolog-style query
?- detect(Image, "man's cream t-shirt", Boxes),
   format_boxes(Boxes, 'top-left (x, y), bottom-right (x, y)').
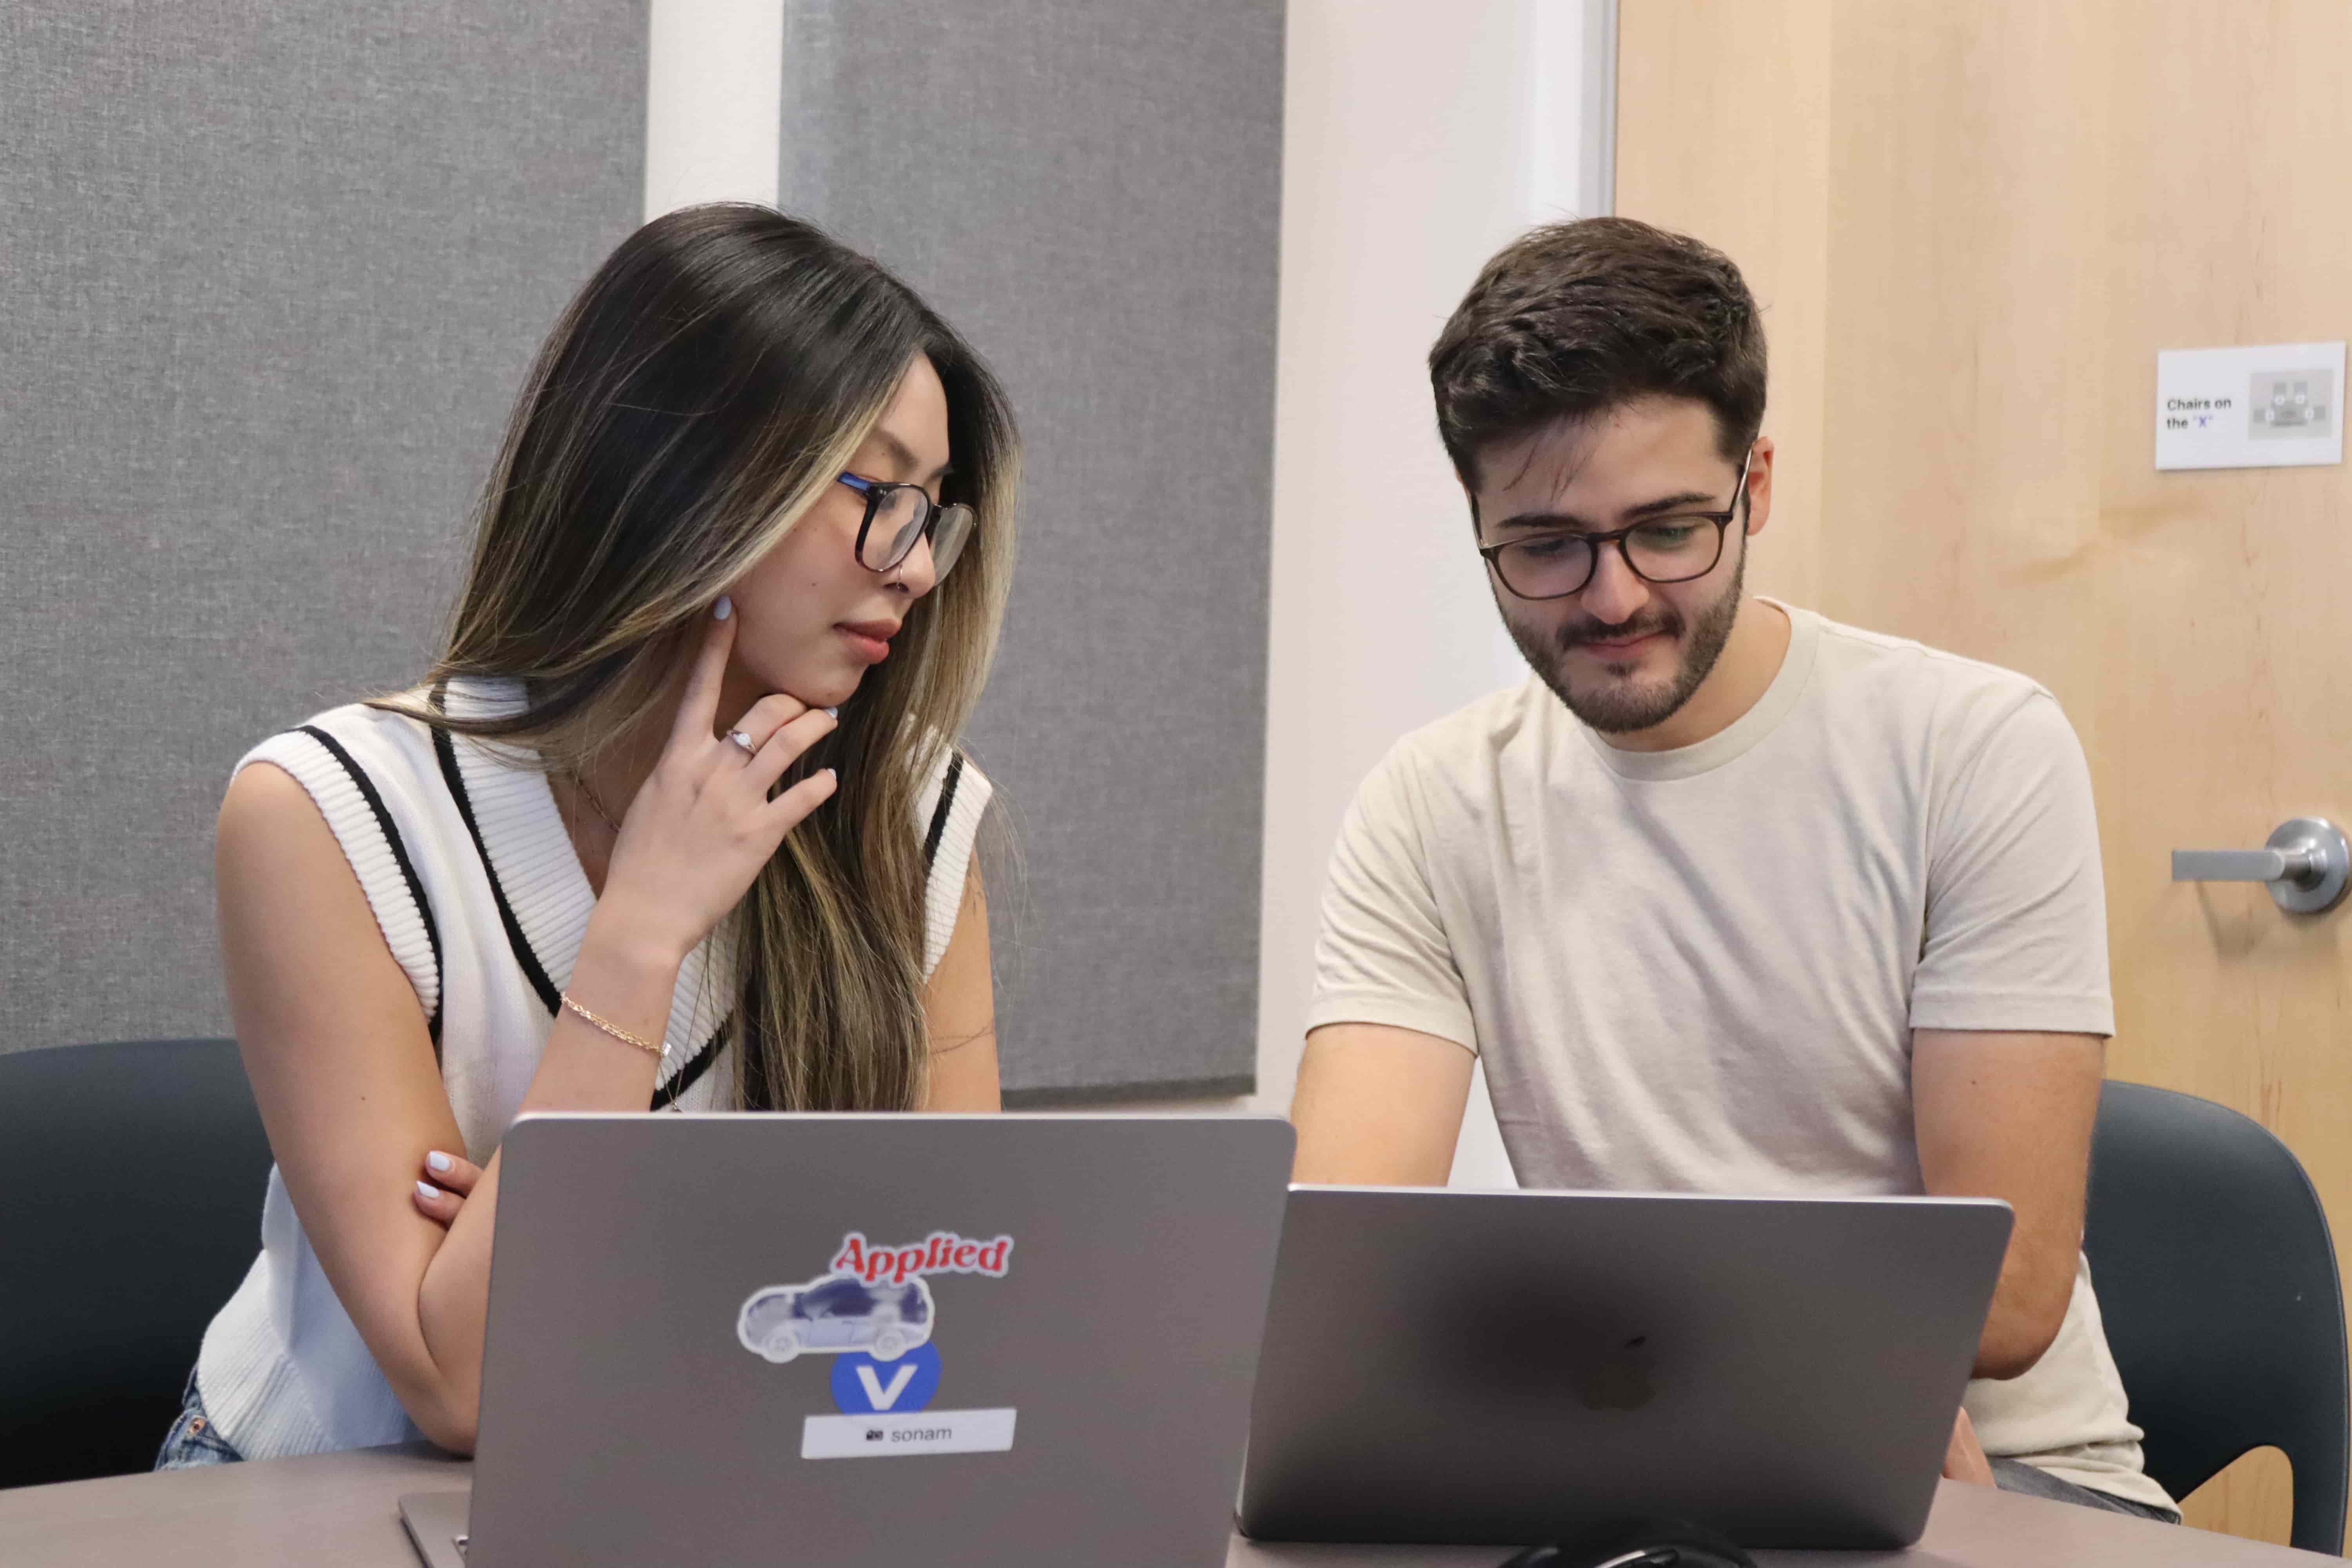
top-left (1308, 601), bottom-right (2171, 1513)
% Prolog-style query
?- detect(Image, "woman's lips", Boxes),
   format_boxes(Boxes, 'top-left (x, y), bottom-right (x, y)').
top-left (836, 622), bottom-right (896, 663)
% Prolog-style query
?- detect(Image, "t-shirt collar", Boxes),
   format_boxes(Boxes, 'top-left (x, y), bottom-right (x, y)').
top-left (1572, 597), bottom-right (1822, 781)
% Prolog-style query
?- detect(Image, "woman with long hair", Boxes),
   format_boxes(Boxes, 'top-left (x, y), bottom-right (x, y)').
top-left (158, 205), bottom-right (1017, 1465)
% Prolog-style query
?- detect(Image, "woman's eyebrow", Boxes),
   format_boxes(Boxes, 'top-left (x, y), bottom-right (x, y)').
top-left (862, 428), bottom-right (951, 486)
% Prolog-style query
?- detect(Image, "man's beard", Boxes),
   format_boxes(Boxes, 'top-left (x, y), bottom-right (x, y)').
top-left (1504, 544), bottom-right (1747, 735)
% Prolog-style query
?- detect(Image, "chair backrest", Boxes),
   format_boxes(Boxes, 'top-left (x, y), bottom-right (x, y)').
top-left (0, 1038), bottom-right (274, 1489)
top-left (2083, 1079), bottom-right (2349, 1555)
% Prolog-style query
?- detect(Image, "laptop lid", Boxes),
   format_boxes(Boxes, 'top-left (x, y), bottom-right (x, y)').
top-left (462, 1112), bottom-right (1293, 1568)
top-left (1238, 1187), bottom-right (2011, 1550)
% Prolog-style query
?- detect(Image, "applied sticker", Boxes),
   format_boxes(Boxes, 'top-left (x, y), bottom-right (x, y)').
top-left (829, 1229), bottom-right (1014, 1284)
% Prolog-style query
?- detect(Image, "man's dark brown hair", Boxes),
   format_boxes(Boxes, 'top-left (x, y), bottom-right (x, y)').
top-left (1428, 216), bottom-right (1766, 494)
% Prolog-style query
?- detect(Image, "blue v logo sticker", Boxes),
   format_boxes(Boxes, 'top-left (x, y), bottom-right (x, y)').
top-left (858, 1362), bottom-right (917, 1408)
top-left (831, 1342), bottom-right (942, 1414)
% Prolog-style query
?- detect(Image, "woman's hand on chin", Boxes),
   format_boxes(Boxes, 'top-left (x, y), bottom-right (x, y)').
top-left (589, 599), bottom-right (842, 964)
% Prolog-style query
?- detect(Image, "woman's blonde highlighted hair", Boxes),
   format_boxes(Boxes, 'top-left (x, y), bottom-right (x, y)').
top-left (381, 204), bottom-right (1016, 1110)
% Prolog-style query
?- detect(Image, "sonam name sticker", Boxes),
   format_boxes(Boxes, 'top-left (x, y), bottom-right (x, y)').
top-left (801, 1407), bottom-right (1017, 1460)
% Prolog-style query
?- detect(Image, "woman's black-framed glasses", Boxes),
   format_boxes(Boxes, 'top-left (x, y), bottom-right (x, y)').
top-left (1476, 449), bottom-right (1754, 601)
top-left (836, 473), bottom-right (978, 583)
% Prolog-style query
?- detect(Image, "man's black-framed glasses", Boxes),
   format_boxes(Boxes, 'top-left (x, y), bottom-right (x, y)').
top-left (836, 472), bottom-right (978, 582)
top-left (1475, 448), bottom-right (1754, 601)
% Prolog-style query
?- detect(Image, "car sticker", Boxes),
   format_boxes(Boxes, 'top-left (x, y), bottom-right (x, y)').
top-left (736, 1229), bottom-right (1020, 1460)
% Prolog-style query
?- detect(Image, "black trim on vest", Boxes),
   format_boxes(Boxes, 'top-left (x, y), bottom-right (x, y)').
top-left (923, 752), bottom-right (965, 873)
top-left (297, 725), bottom-right (445, 1056)
top-left (651, 1018), bottom-right (731, 1111)
top-left (430, 724), bottom-right (564, 1018)
top-left (426, 694), bottom-right (730, 1107)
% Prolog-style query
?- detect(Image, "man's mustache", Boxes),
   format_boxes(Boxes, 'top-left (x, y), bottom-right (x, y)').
top-left (1556, 609), bottom-right (1682, 652)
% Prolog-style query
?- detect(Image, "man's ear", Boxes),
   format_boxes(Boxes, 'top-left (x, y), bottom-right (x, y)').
top-left (1742, 435), bottom-right (1776, 537)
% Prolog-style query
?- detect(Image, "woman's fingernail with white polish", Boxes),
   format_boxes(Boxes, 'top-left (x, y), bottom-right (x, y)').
top-left (714, 595), bottom-right (733, 621)
top-left (416, 1181), bottom-right (441, 1200)
top-left (425, 1151), bottom-right (453, 1173)
top-left (824, 706), bottom-right (838, 719)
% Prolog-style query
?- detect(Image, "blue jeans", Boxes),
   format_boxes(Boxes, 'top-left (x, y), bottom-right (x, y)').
top-left (1990, 1456), bottom-right (2178, 1523)
top-left (154, 1368), bottom-right (244, 1470)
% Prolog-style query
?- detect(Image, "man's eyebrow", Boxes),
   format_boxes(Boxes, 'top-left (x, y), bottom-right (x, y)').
top-left (860, 428), bottom-right (952, 486)
top-left (1490, 489), bottom-right (1722, 532)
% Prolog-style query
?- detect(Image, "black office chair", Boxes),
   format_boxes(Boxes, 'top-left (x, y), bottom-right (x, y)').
top-left (2083, 1079), bottom-right (2350, 1555)
top-left (0, 1038), bottom-right (275, 1489)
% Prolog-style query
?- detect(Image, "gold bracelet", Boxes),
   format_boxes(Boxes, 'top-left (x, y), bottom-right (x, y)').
top-left (560, 992), bottom-right (668, 1060)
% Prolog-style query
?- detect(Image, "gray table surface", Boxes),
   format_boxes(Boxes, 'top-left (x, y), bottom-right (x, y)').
top-left (0, 1443), bottom-right (2328, 1566)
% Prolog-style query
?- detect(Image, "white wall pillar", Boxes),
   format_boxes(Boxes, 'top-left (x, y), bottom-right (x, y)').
top-left (644, 0), bottom-right (784, 220)
top-left (1256, 2), bottom-right (1613, 1186)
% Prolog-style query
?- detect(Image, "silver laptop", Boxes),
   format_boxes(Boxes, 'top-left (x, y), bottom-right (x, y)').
top-left (1237, 1186), bottom-right (2012, 1550)
top-left (399, 1111), bottom-right (1293, 1568)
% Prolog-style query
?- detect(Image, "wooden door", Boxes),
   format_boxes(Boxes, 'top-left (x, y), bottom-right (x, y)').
top-left (1620, 0), bottom-right (2352, 1546)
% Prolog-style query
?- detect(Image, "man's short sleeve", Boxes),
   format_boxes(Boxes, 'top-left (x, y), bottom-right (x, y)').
top-left (1911, 688), bottom-right (2114, 1036)
top-left (1306, 747), bottom-right (1480, 1053)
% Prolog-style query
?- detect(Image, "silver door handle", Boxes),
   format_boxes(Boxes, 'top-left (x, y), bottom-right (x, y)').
top-left (2172, 847), bottom-right (2318, 881)
top-left (2172, 817), bottom-right (2350, 913)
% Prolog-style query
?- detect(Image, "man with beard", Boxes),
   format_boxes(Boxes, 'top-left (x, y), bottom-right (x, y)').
top-left (1289, 218), bottom-right (2176, 1521)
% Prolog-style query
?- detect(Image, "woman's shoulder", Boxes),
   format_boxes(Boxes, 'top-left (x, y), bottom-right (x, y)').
top-left (223, 687), bottom-right (467, 1027)
top-left (222, 688), bottom-right (468, 915)
top-left (234, 691), bottom-right (444, 803)
top-left (233, 677), bottom-right (527, 799)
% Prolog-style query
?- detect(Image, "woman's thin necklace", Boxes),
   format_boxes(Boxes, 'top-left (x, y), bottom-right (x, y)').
top-left (572, 772), bottom-right (623, 835)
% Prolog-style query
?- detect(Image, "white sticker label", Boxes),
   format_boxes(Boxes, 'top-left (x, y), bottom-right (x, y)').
top-left (2155, 341), bottom-right (2345, 470)
top-left (801, 1408), bottom-right (1017, 1460)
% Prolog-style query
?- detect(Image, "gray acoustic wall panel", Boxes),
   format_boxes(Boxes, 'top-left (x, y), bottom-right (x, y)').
top-left (2, 3), bottom-right (645, 1049)
top-left (779, 2), bottom-right (1282, 1100)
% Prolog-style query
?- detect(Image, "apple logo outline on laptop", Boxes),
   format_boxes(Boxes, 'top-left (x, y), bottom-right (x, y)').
top-left (1567, 1332), bottom-right (1657, 1413)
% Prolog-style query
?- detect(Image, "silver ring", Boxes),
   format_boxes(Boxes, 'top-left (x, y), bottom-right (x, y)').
top-left (727, 729), bottom-right (758, 756)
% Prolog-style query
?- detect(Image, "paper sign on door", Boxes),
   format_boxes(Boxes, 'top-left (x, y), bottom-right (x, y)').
top-left (2156, 342), bottom-right (2345, 471)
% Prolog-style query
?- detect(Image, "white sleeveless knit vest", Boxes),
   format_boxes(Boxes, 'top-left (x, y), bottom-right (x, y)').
top-left (193, 678), bottom-right (989, 1459)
